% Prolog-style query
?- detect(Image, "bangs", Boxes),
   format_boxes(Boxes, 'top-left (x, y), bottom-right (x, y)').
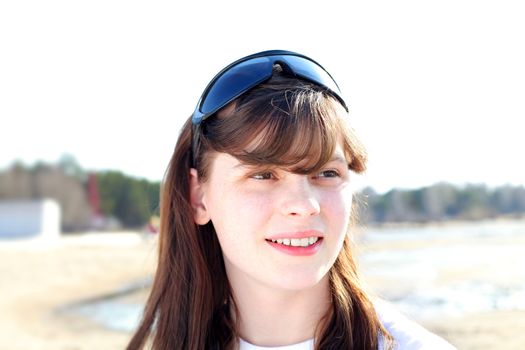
top-left (200, 84), bottom-right (366, 175)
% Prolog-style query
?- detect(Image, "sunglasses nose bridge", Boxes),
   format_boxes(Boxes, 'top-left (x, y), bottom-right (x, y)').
top-left (271, 58), bottom-right (295, 76)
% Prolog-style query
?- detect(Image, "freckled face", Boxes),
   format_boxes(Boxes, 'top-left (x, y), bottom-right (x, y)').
top-left (198, 144), bottom-right (353, 291)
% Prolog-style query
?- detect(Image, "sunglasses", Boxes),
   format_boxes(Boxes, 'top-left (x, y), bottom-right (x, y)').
top-left (191, 50), bottom-right (348, 125)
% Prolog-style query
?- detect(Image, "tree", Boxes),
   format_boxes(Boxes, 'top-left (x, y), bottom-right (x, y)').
top-left (97, 171), bottom-right (159, 228)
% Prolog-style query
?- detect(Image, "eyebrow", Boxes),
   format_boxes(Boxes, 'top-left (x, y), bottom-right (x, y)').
top-left (329, 154), bottom-right (347, 163)
top-left (232, 162), bottom-right (268, 170)
top-left (329, 154), bottom-right (353, 170)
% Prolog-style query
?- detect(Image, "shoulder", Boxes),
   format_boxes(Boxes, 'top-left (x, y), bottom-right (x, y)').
top-left (374, 300), bottom-right (457, 350)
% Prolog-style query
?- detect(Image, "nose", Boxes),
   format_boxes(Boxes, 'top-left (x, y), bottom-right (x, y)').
top-left (280, 176), bottom-right (321, 217)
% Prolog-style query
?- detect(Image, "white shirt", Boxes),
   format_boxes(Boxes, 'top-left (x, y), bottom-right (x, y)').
top-left (238, 302), bottom-right (456, 350)
top-left (239, 338), bottom-right (314, 350)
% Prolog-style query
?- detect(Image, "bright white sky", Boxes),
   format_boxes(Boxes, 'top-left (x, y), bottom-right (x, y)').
top-left (1, 0), bottom-right (524, 193)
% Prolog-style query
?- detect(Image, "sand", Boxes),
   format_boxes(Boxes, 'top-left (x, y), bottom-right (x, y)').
top-left (1, 229), bottom-right (524, 349)
top-left (0, 233), bottom-right (157, 350)
top-left (422, 311), bottom-right (525, 350)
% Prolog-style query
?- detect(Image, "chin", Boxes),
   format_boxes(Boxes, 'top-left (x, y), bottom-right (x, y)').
top-left (270, 270), bottom-right (328, 291)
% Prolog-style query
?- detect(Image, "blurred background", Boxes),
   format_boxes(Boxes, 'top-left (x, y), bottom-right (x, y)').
top-left (1, 0), bottom-right (524, 349)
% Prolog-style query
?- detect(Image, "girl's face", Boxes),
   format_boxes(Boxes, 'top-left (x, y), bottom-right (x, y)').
top-left (190, 143), bottom-right (353, 292)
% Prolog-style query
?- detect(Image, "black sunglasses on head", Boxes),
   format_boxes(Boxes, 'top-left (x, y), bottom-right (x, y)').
top-left (191, 50), bottom-right (348, 125)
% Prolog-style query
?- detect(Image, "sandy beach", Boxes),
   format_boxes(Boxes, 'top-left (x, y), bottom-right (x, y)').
top-left (0, 233), bottom-right (157, 350)
top-left (1, 225), bottom-right (524, 349)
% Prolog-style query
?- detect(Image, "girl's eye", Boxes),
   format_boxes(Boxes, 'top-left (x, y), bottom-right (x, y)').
top-left (251, 172), bottom-right (275, 180)
top-left (315, 169), bottom-right (340, 178)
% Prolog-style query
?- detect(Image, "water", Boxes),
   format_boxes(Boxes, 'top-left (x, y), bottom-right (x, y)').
top-left (58, 277), bottom-right (151, 333)
top-left (363, 219), bottom-right (525, 242)
top-left (71, 300), bottom-right (144, 332)
top-left (63, 219), bottom-right (525, 331)
top-left (392, 281), bottom-right (525, 319)
top-left (360, 219), bottom-right (525, 320)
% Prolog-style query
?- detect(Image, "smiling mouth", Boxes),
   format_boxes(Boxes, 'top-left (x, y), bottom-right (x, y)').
top-left (266, 237), bottom-right (320, 247)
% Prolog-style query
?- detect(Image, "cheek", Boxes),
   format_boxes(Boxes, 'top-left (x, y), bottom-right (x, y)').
top-left (208, 191), bottom-right (274, 272)
top-left (206, 187), bottom-right (273, 240)
top-left (323, 187), bottom-right (353, 214)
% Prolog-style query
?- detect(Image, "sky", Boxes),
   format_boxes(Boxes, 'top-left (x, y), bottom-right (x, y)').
top-left (1, 0), bottom-right (524, 193)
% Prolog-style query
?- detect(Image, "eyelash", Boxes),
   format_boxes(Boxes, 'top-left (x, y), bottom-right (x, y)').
top-left (251, 171), bottom-right (275, 180)
top-left (315, 169), bottom-right (340, 178)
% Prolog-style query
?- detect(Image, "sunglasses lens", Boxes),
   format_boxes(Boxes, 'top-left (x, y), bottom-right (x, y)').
top-left (279, 56), bottom-right (342, 98)
top-left (199, 57), bottom-right (273, 116)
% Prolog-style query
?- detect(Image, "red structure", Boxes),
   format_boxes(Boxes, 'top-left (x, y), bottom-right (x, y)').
top-left (87, 173), bottom-right (104, 228)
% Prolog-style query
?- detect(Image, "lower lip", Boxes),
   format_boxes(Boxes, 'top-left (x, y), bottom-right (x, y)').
top-left (266, 238), bottom-right (323, 256)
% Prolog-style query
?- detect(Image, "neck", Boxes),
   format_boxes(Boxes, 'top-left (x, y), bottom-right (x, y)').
top-left (230, 275), bottom-right (331, 347)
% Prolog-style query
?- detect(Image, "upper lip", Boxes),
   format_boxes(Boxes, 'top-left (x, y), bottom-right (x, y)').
top-left (266, 230), bottom-right (324, 240)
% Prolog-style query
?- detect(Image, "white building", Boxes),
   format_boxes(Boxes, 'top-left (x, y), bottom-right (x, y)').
top-left (0, 199), bottom-right (61, 240)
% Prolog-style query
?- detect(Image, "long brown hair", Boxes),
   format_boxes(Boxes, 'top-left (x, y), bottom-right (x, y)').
top-left (127, 68), bottom-right (394, 349)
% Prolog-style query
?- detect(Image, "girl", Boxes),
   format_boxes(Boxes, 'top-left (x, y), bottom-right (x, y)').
top-left (127, 50), bottom-right (455, 350)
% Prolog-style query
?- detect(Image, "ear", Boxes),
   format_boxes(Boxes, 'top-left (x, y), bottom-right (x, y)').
top-left (189, 168), bottom-right (211, 225)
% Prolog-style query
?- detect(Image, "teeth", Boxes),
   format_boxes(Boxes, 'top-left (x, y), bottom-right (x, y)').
top-left (300, 238), bottom-right (309, 247)
top-left (270, 237), bottom-right (319, 247)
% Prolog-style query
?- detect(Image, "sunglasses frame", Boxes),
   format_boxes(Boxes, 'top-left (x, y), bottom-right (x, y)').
top-left (191, 50), bottom-right (348, 125)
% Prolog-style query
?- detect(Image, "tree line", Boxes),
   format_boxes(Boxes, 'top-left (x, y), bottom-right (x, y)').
top-left (1, 157), bottom-right (524, 231)
top-left (358, 182), bottom-right (525, 224)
